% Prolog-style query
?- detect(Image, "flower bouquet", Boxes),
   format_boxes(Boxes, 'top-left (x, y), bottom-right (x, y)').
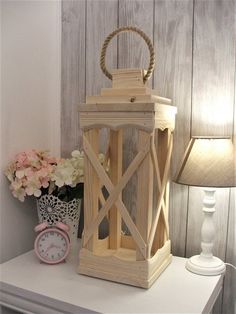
top-left (5, 149), bottom-right (107, 252)
top-left (4, 149), bottom-right (84, 203)
top-left (4, 149), bottom-right (86, 252)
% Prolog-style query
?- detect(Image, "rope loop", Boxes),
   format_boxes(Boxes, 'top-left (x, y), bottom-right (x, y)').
top-left (100, 26), bottom-right (155, 84)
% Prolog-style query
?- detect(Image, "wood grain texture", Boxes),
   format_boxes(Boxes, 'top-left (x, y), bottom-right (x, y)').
top-left (191, 0), bottom-right (235, 137)
top-left (79, 240), bottom-right (171, 288)
top-left (61, 0), bottom-right (235, 311)
top-left (109, 130), bottom-right (122, 249)
top-left (84, 129), bottom-right (99, 252)
top-left (118, 0), bottom-right (154, 227)
top-left (154, 0), bottom-right (193, 256)
top-left (222, 71), bottom-right (236, 314)
top-left (86, 0), bottom-right (118, 95)
top-left (189, 3), bottom-right (235, 311)
top-left (82, 135), bottom-right (148, 258)
top-left (150, 131), bottom-right (173, 254)
top-left (136, 131), bottom-right (153, 260)
top-left (187, 0), bottom-right (235, 260)
top-left (155, 130), bottom-right (171, 247)
top-left (86, 0), bottom-right (118, 153)
top-left (61, 0), bottom-right (85, 156)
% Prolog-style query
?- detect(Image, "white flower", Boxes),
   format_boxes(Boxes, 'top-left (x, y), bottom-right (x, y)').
top-left (71, 150), bottom-right (83, 158)
top-left (12, 188), bottom-right (26, 202)
top-left (50, 150), bottom-right (86, 188)
top-left (51, 159), bottom-right (75, 187)
top-left (5, 162), bottom-right (16, 182)
top-left (15, 170), bottom-right (25, 179)
top-left (25, 176), bottom-right (42, 197)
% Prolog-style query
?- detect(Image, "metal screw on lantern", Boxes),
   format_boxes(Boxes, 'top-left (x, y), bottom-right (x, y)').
top-left (100, 26), bottom-right (155, 84)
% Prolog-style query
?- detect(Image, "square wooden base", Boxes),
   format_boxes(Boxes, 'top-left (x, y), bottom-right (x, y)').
top-left (78, 240), bottom-right (172, 289)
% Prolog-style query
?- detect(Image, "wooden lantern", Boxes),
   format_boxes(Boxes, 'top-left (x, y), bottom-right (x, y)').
top-left (78, 26), bottom-right (177, 288)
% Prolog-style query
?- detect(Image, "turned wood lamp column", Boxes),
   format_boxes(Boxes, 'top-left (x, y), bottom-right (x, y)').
top-left (78, 26), bottom-right (177, 288)
top-left (174, 137), bottom-right (236, 275)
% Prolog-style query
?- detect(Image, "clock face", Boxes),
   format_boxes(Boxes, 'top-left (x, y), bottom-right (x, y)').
top-left (34, 228), bottom-right (70, 264)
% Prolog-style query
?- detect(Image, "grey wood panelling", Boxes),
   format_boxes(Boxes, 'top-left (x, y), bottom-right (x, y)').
top-left (61, 1), bottom-right (236, 313)
top-left (187, 0), bottom-right (235, 257)
top-left (118, 0), bottom-right (153, 71)
top-left (186, 0), bottom-right (235, 272)
top-left (191, 0), bottom-right (235, 137)
top-left (86, 0), bottom-right (118, 153)
top-left (118, 0), bottom-right (154, 224)
top-left (61, 0), bottom-right (85, 156)
top-left (186, 2), bottom-right (236, 312)
top-left (86, 0), bottom-right (118, 95)
top-left (223, 88), bottom-right (236, 313)
top-left (154, 0), bottom-right (193, 257)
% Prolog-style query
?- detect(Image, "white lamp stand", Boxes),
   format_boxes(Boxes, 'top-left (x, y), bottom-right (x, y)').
top-left (186, 188), bottom-right (226, 276)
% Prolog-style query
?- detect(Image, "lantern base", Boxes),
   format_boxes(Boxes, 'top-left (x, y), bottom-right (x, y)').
top-left (78, 240), bottom-right (172, 289)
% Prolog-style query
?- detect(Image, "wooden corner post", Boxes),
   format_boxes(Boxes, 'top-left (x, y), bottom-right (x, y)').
top-left (136, 130), bottom-right (153, 260)
top-left (109, 129), bottom-right (122, 249)
top-left (83, 129), bottom-right (99, 252)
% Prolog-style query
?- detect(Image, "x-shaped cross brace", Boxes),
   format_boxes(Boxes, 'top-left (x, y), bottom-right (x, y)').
top-left (148, 135), bottom-right (173, 254)
top-left (82, 134), bottom-right (150, 259)
top-left (82, 131), bottom-right (173, 259)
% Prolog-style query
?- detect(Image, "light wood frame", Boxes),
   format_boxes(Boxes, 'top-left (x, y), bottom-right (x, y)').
top-left (78, 69), bottom-right (177, 288)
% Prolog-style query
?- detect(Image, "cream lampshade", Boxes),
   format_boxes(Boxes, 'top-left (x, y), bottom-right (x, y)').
top-left (174, 136), bottom-right (236, 275)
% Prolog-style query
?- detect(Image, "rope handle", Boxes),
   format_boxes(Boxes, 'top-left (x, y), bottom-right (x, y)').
top-left (100, 26), bottom-right (155, 84)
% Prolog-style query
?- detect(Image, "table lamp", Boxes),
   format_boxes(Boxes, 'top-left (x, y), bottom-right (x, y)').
top-left (174, 136), bottom-right (236, 275)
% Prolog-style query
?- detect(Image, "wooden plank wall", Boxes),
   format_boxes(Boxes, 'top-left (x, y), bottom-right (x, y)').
top-left (61, 1), bottom-right (236, 313)
top-left (119, 0), bottom-right (154, 226)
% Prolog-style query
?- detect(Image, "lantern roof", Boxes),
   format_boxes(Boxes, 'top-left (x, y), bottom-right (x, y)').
top-left (78, 68), bottom-right (177, 132)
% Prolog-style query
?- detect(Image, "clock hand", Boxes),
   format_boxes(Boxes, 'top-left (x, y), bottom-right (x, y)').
top-left (52, 244), bottom-right (61, 249)
top-left (44, 243), bottom-right (54, 254)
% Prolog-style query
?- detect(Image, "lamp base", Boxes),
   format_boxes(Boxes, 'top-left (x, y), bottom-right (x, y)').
top-left (186, 255), bottom-right (226, 276)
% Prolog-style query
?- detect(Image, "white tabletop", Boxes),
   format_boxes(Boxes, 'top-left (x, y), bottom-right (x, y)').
top-left (0, 248), bottom-right (223, 314)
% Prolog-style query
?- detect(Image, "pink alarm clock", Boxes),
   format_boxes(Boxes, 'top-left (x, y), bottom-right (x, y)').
top-left (34, 221), bottom-right (70, 264)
